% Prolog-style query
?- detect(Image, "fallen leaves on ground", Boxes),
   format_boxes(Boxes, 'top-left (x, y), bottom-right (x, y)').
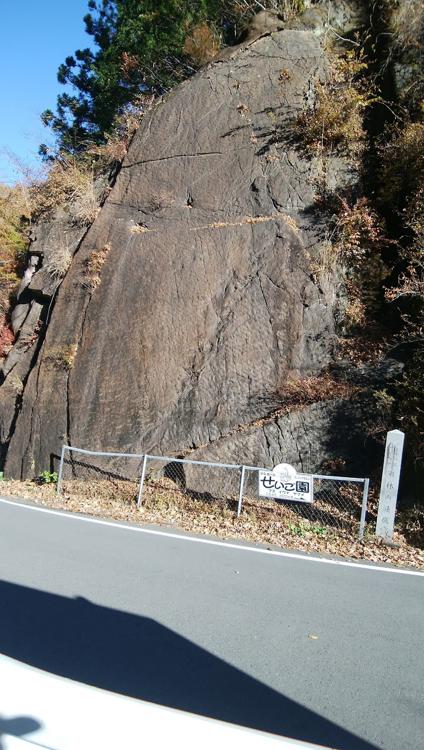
top-left (1, 477), bottom-right (423, 570)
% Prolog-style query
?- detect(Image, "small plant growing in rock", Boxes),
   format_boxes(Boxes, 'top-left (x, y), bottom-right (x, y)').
top-left (84, 244), bottom-right (111, 289)
top-left (279, 68), bottom-right (291, 83)
top-left (46, 343), bottom-right (78, 371)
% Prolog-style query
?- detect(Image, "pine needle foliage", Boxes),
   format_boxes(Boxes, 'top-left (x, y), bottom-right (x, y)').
top-left (40, 1), bottom-right (307, 155)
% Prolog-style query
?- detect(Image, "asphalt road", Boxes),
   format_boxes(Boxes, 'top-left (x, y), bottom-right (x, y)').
top-left (0, 497), bottom-right (423, 750)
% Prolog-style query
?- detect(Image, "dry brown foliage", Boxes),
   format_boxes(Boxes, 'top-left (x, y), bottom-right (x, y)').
top-left (337, 329), bottom-right (389, 365)
top-left (379, 123), bottom-right (424, 210)
top-left (309, 196), bottom-right (389, 330)
top-left (2, 479), bottom-right (422, 569)
top-left (380, 123), bottom-right (424, 312)
top-left (229, 1), bottom-right (305, 22)
top-left (120, 51), bottom-right (140, 78)
top-left (313, 196), bottom-right (389, 330)
top-left (0, 317), bottom-right (15, 358)
top-left (333, 198), bottom-right (386, 264)
top-left (29, 158), bottom-right (98, 225)
top-left (389, 0), bottom-right (424, 51)
top-left (294, 50), bottom-right (371, 155)
top-left (87, 98), bottom-right (152, 167)
top-left (0, 184), bottom-right (30, 318)
top-left (44, 239), bottom-right (73, 280)
top-left (308, 240), bottom-right (338, 281)
top-left (385, 262), bottom-right (424, 304)
top-left (276, 373), bottom-right (358, 407)
top-left (45, 343), bottom-right (78, 371)
top-left (183, 23), bottom-right (220, 65)
top-left (84, 244), bottom-right (111, 290)
top-left (22, 100), bottom-right (151, 228)
top-left (385, 0), bottom-right (424, 108)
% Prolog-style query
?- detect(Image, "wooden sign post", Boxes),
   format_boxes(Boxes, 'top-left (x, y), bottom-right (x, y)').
top-left (376, 429), bottom-right (405, 541)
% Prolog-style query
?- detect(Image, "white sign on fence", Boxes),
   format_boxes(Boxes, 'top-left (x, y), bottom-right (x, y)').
top-left (259, 471), bottom-right (314, 503)
top-left (376, 429), bottom-right (405, 541)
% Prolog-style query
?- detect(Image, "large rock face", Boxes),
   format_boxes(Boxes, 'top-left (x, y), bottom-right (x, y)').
top-left (3, 24), bottom-right (358, 477)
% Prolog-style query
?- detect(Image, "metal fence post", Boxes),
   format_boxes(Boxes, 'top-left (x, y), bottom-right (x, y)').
top-left (137, 454), bottom-right (149, 507)
top-left (358, 478), bottom-right (369, 540)
top-left (237, 466), bottom-right (246, 517)
top-left (57, 445), bottom-right (66, 495)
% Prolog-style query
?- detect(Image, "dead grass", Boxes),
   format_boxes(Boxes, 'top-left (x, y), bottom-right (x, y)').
top-left (385, 0), bottom-right (424, 107)
top-left (0, 183), bottom-right (30, 319)
top-left (44, 239), bottom-right (73, 279)
top-left (130, 222), bottom-right (151, 234)
top-left (1, 477), bottom-right (422, 570)
top-left (336, 326), bottom-right (391, 365)
top-left (87, 95), bottom-right (154, 169)
top-left (294, 49), bottom-right (371, 156)
top-left (309, 240), bottom-right (338, 282)
top-left (45, 343), bottom-right (78, 371)
top-left (183, 23), bottom-right (220, 65)
top-left (275, 373), bottom-right (360, 407)
top-left (83, 244), bottom-right (110, 289)
top-left (190, 213), bottom-right (298, 232)
top-left (29, 159), bottom-right (99, 224)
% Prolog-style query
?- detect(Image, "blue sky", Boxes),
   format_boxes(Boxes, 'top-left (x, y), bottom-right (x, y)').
top-left (0, 1), bottom-right (95, 184)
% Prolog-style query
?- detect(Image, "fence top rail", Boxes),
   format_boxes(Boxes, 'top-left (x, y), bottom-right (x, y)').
top-left (64, 446), bottom-right (144, 460)
top-left (62, 445), bottom-right (368, 484)
top-left (313, 474), bottom-right (367, 483)
top-left (145, 454), bottom-right (242, 471)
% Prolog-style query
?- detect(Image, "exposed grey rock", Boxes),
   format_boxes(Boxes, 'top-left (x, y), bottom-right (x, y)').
top-left (0, 211), bottom-right (89, 458)
top-left (181, 398), bottom-right (366, 496)
top-left (286, 0), bottom-right (367, 37)
top-left (188, 399), bottom-right (361, 469)
top-left (2, 24), bottom-right (361, 478)
top-left (7, 216), bottom-right (87, 343)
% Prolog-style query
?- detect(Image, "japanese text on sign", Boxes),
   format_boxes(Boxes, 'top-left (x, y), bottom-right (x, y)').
top-left (259, 471), bottom-right (314, 503)
top-left (376, 429), bottom-right (404, 540)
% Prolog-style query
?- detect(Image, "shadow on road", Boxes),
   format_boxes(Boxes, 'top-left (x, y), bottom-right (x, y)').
top-left (0, 715), bottom-right (41, 749)
top-left (0, 580), bottom-right (378, 750)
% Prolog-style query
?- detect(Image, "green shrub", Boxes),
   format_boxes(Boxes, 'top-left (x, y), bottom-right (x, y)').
top-left (38, 470), bottom-right (58, 484)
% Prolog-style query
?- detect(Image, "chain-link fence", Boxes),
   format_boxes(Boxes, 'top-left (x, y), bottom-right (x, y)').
top-left (137, 454), bottom-right (242, 506)
top-left (57, 445), bottom-right (369, 540)
top-left (57, 445), bottom-right (144, 503)
top-left (243, 467), bottom-right (369, 539)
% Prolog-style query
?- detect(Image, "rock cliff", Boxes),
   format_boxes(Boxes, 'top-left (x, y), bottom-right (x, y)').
top-left (1, 8), bottom-right (368, 477)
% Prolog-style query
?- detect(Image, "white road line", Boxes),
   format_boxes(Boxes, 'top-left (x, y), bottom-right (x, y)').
top-left (1, 495), bottom-right (423, 577)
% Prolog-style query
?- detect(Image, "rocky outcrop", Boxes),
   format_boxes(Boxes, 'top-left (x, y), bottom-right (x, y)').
top-left (2, 11), bottom-right (365, 477)
top-left (286, 0), bottom-right (366, 36)
top-left (0, 213), bottom-right (89, 462)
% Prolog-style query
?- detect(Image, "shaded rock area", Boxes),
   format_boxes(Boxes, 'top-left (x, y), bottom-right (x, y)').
top-left (2, 10), bottom-right (369, 478)
top-left (0, 215), bottom-right (88, 460)
top-left (184, 399), bottom-right (367, 494)
top-left (285, 0), bottom-right (366, 36)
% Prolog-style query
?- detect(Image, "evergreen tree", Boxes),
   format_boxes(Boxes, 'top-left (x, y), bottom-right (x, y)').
top-left (40, 0), bottom-right (259, 155)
